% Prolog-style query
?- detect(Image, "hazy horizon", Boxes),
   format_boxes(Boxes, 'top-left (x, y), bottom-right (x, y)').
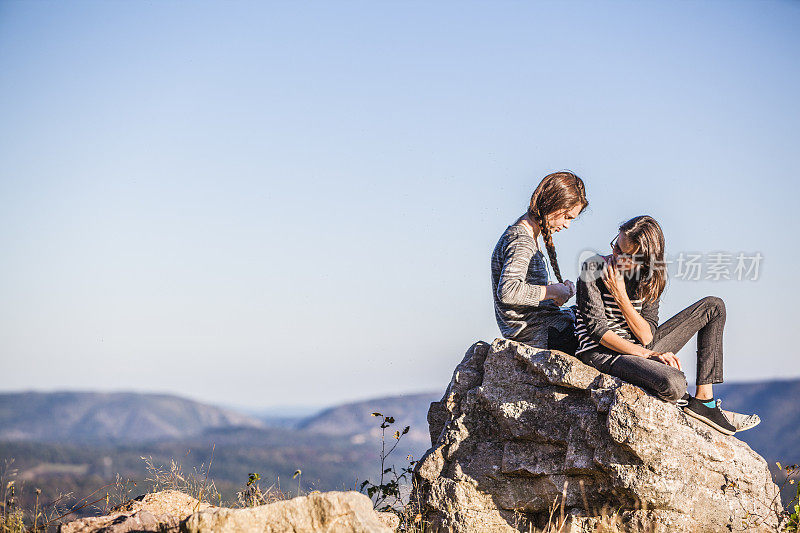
top-left (3, 376), bottom-right (800, 413)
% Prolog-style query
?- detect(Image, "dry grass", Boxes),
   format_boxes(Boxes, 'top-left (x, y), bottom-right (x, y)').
top-left (140, 449), bottom-right (221, 511)
top-left (1, 457), bottom-right (116, 533)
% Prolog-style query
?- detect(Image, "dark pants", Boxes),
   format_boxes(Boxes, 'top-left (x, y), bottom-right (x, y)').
top-left (578, 296), bottom-right (726, 402)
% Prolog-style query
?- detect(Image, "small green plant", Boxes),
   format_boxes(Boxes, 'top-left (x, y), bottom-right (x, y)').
top-left (292, 470), bottom-right (302, 497)
top-left (788, 502), bottom-right (800, 532)
top-left (1, 459), bottom-right (21, 533)
top-left (1, 477), bottom-right (24, 533)
top-left (779, 463), bottom-right (800, 532)
top-left (358, 412), bottom-right (416, 517)
top-left (235, 472), bottom-right (287, 508)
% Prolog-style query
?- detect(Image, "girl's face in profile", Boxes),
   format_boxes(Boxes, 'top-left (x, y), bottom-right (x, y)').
top-left (547, 204), bottom-right (583, 233)
top-left (611, 232), bottom-right (640, 272)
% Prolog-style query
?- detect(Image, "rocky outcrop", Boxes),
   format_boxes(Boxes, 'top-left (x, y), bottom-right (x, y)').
top-left (181, 491), bottom-right (391, 532)
top-left (60, 490), bottom-right (212, 533)
top-left (60, 490), bottom-right (392, 533)
top-left (413, 339), bottom-right (784, 532)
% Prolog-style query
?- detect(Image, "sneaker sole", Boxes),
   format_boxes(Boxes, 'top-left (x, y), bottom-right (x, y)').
top-left (737, 418), bottom-right (761, 432)
top-left (682, 408), bottom-right (736, 435)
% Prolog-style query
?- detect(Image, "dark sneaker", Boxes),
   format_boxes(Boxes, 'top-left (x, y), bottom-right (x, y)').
top-left (682, 397), bottom-right (737, 435)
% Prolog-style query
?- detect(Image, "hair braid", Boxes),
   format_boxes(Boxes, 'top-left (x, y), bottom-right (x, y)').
top-left (533, 210), bottom-right (564, 283)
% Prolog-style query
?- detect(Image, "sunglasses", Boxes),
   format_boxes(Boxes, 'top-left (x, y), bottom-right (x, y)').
top-left (610, 235), bottom-right (641, 263)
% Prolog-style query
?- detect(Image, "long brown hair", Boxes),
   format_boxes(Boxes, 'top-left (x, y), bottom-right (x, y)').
top-left (618, 215), bottom-right (666, 302)
top-left (527, 171), bottom-right (588, 283)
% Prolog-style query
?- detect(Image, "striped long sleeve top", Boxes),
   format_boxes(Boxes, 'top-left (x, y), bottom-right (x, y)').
top-left (574, 254), bottom-right (660, 355)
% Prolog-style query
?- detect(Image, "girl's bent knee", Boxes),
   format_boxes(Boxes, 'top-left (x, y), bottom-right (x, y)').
top-left (658, 372), bottom-right (687, 402)
top-left (702, 296), bottom-right (726, 316)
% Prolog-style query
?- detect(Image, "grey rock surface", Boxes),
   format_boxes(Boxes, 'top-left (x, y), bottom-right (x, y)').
top-left (412, 339), bottom-right (783, 532)
top-left (61, 490), bottom-right (390, 533)
top-left (60, 490), bottom-right (210, 532)
top-left (376, 511), bottom-right (401, 530)
top-left (181, 491), bottom-right (391, 533)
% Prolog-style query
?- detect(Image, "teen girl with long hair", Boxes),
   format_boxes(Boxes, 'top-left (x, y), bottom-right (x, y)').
top-left (574, 215), bottom-right (759, 435)
top-left (491, 171), bottom-right (588, 353)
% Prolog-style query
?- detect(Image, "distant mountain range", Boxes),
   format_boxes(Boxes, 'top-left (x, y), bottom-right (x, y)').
top-left (0, 391), bottom-right (265, 443)
top-left (298, 392), bottom-right (439, 446)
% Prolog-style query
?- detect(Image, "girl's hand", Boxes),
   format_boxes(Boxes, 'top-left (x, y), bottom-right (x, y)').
top-left (563, 279), bottom-right (576, 298)
top-left (546, 282), bottom-right (575, 306)
top-left (602, 259), bottom-right (628, 304)
top-left (642, 350), bottom-right (682, 370)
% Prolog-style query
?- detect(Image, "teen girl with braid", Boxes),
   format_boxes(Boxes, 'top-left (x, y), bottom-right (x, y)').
top-left (491, 171), bottom-right (588, 353)
top-left (574, 215), bottom-right (759, 434)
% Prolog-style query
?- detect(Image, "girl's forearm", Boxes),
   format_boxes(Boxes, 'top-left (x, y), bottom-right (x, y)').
top-left (616, 298), bottom-right (654, 346)
top-left (599, 330), bottom-right (649, 357)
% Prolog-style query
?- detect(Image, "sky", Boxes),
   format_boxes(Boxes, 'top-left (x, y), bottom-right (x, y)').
top-left (1, 1), bottom-right (798, 410)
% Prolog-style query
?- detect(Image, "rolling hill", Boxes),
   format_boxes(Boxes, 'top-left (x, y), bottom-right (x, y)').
top-left (0, 391), bottom-right (265, 443)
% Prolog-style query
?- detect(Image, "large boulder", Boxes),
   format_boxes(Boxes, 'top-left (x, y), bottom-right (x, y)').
top-left (60, 490), bottom-right (212, 533)
top-left (412, 339), bottom-right (784, 532)
top-left (60, 490), bottom-right (392, 533)
top-left (181, 491), bottom-right (391, 532)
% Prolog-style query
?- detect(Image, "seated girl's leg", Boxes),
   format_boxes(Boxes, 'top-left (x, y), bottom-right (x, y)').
top-left (647, 296), bottom-right (726, 387)
top-left (580, 348), bottom-right (687, 402)
top-left (608, 354), bottom-right (687, 402)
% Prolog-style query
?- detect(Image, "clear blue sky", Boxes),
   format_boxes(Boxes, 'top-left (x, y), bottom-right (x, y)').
top-left (1, 1), bottom-right (798, 409)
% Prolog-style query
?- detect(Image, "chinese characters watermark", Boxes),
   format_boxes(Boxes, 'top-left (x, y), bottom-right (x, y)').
top-left (576, 251), bottom-right (763, 282)
top-left (673, 252), bottom-right (762, 281)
